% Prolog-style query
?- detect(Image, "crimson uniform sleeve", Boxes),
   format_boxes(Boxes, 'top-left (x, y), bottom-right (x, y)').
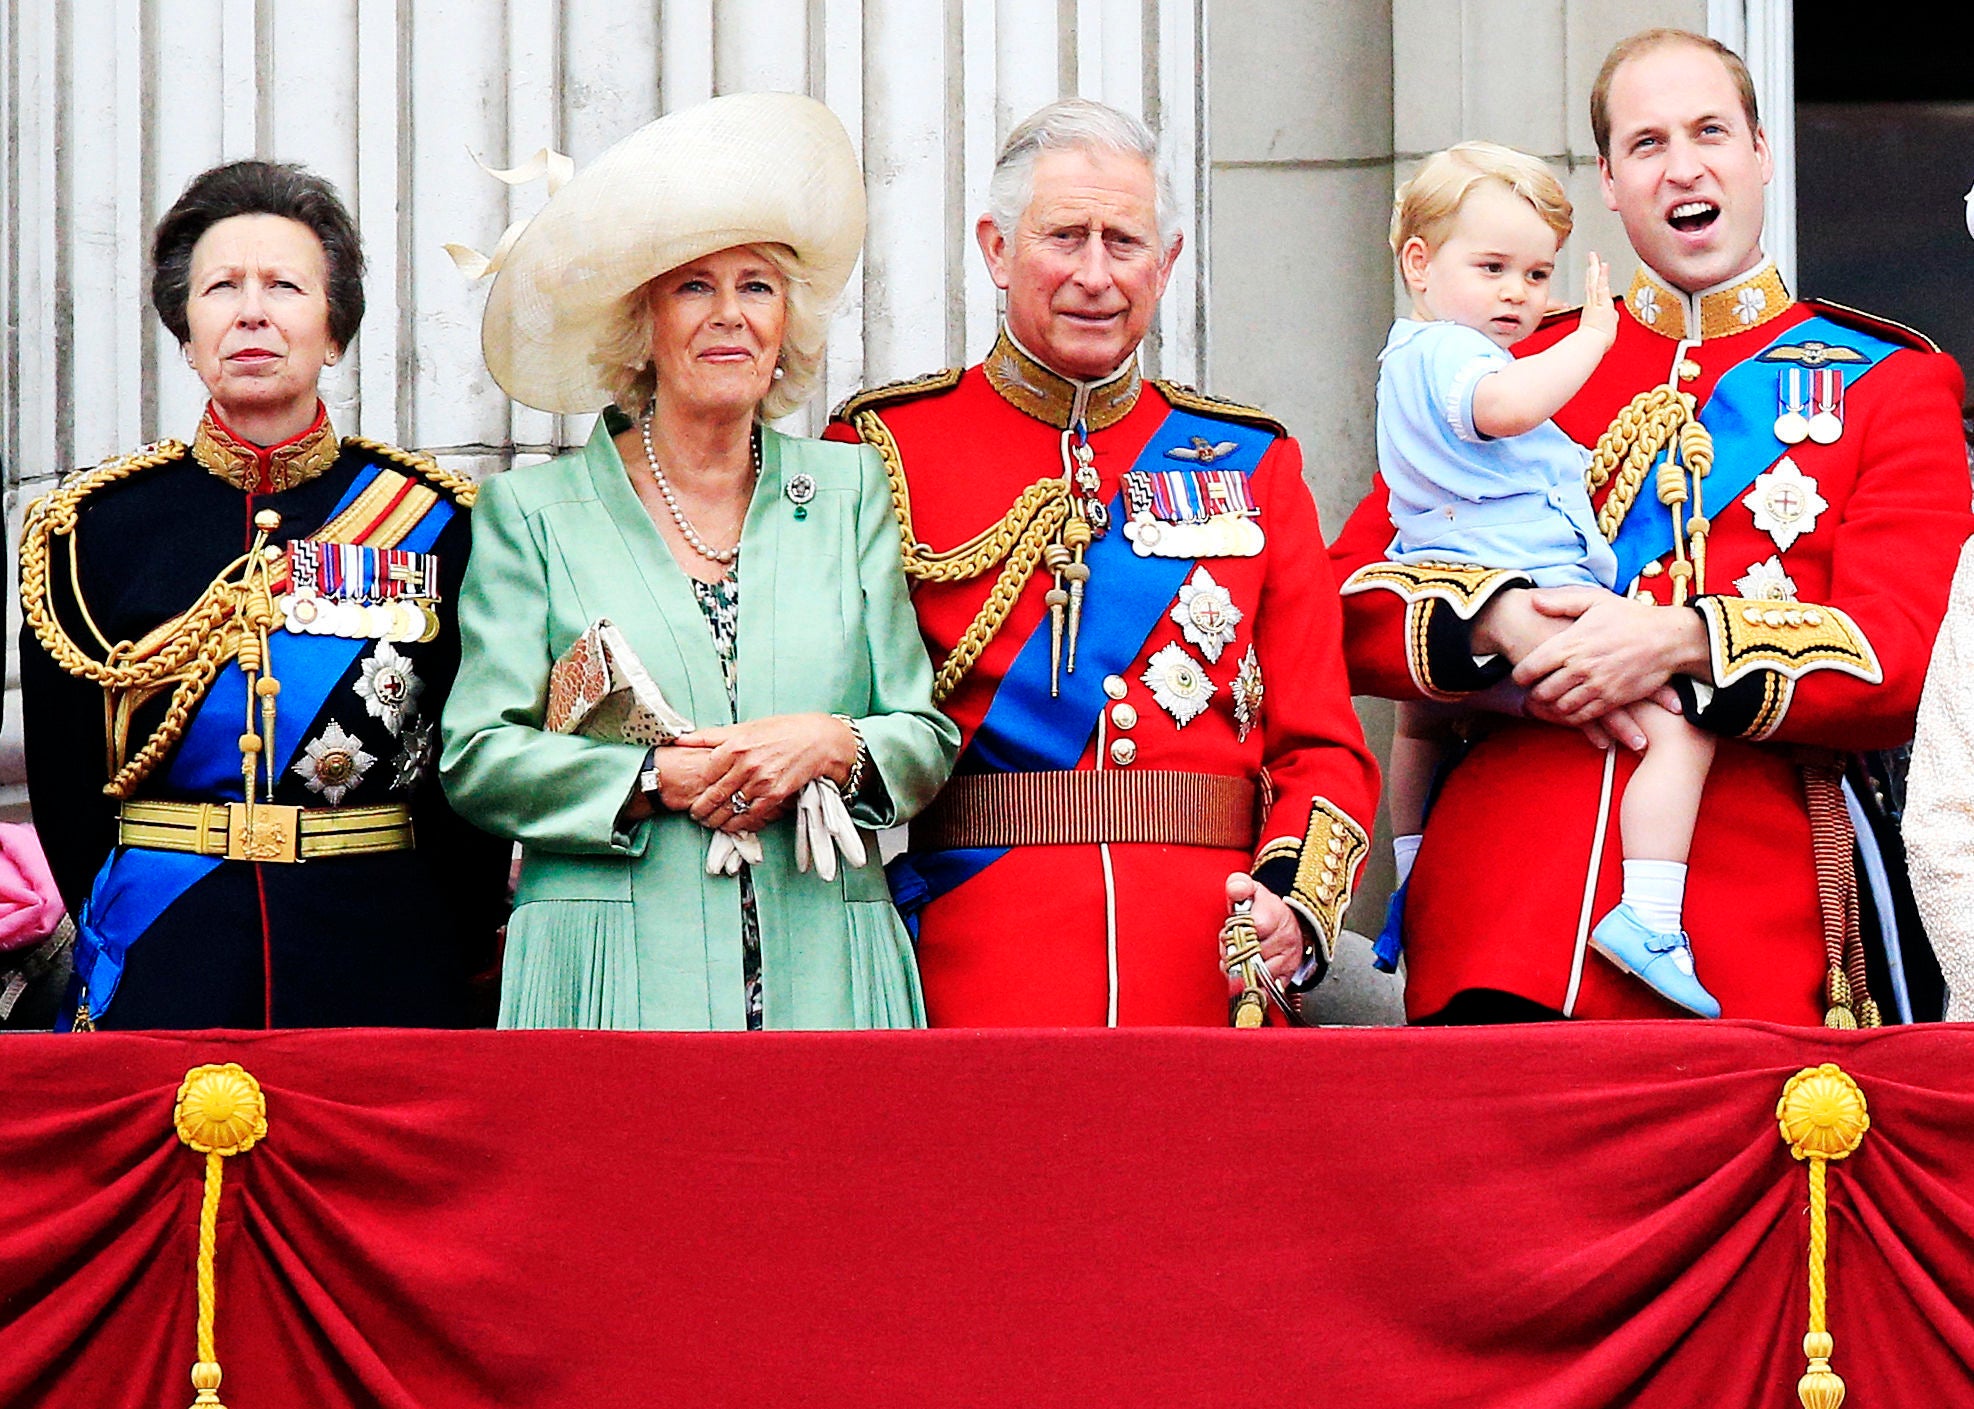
top-left (1245, 437), bottom-right (1383, 957)
top-left (1676, 348), bottom-right (1974, 749)
top-left (1327, 471), bottom-right (1528, 702)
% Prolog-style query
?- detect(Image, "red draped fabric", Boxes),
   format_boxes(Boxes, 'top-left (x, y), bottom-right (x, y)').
top-left (3, 1024), bottom-right (1974, 1407)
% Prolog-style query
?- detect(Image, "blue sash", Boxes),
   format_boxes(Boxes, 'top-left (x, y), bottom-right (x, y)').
top-left (888, 408), bottom-right (1277, 924)
top-left (1608, 316), bottom-right (1896, 590)
top-left (68, 464), bottom-right (456, 1022)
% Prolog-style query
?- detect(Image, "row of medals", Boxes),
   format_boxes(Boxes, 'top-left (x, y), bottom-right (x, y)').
top-left (277, 592), bottom-right (441, 643)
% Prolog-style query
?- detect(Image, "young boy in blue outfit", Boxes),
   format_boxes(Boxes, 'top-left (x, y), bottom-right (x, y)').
top-left (1376, 141), bottom-right (1718, 1016)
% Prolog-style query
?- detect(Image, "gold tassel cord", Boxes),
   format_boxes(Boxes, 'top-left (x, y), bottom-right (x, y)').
top-left (173, 1064), bottom-right (270, 1409)
top-left (860, 405), bottom-right (1077, 704)
top-left (17, 444), bottom-right (289, 799)
top-left (1777, 1064), bottom-right (1870, 1409)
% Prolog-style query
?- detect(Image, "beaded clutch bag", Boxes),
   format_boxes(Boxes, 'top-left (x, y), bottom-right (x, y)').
top-left (545, 619), bottom-right (694, 745)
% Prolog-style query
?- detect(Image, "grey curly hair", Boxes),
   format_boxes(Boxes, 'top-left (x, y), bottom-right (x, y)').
top-left (592, 242), bottom-right (828, 421)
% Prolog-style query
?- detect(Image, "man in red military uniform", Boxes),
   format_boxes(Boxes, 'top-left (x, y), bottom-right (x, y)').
top-left (1331, 28), bottom-right (1973, 1025)
top-left (829, 98), bottom-right (1379, 1026)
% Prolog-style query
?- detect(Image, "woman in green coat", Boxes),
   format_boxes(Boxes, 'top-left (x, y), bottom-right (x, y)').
top-left (440, 94), bottom-right (957, 1030)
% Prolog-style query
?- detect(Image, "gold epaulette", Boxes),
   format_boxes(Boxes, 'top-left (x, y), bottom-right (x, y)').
top-left (832, 367), bottom-right (964, 423)
top-left (1802, 298), bottom-right (1941, 354)
top-left (1150, 379), bottom-right (1285, 437)
top-left (341, 436), bottom-right (479, 506)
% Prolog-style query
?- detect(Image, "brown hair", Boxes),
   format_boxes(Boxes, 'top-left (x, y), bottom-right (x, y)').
top-left (151, 160), bottom-right (365, 349)
top-left (1389, 142), bottom-right (1573, 262)
top-left (1591, 28), bottom-right (1760, 161)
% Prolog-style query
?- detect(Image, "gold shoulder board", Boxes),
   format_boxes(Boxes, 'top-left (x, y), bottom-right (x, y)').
top-left (832, 367), bottom-right (965, 423)
top-left (1151, 379), bottom-right (1286, 437)
top-left (342, 436), bottom-right (479, 506)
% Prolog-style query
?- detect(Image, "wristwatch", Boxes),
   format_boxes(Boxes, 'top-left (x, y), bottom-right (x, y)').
top-left (638, 747), bottom-right (662, 809)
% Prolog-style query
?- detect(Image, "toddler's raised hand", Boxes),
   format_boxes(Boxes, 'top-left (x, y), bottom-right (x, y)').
top-left (1581, 252), bottom-right (1617, 348)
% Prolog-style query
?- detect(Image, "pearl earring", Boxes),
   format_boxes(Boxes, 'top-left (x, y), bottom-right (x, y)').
top-left (772, 364), bottom-right (786, 381)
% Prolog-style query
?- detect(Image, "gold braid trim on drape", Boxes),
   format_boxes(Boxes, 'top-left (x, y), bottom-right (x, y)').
top-left (173, 1063), bottom-right (268, 1409)
top-left (1777, 1064), bottom-right (1870, 1409)
top-left (856, 406), bottom-right (1069, 704)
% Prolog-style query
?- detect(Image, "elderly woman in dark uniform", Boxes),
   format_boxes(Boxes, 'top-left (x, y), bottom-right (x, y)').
top-left (17, 160), bottom-right (507, 1029)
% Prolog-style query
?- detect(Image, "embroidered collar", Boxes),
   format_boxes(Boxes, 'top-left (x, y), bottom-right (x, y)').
top-left (191, 402), bottom-right (340, 492)
top-left (982, 325), bottom-right (1141, 431)
top-left (1623, 258), bottom-right (1793, 342)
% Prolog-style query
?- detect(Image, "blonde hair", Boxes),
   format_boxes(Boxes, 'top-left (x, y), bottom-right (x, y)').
top-left (1389, 142), bottom-right (1573, 262)
top-left (593, 242), bottom-right (828, 422)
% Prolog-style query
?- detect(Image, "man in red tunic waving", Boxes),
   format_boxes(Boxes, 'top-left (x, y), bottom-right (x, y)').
top-left (829, 99), bottom-right (1379, 1026)
top-left (1331, 29), bottom-right (1973, 1025)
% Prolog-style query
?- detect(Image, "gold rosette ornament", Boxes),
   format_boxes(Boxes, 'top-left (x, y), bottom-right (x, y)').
top-left (173, 1064), bottom-right (270, 1409)
top-left (1777, 1063), bottom-right (1869, 1409)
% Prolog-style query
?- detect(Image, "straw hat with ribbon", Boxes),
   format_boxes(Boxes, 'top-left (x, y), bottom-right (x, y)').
top-left (463, 92), bottom-right (866, 415)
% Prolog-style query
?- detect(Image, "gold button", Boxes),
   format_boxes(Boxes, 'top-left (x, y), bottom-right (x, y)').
top-left (1326, 838), bottom-right (1344, 855)
top-left (1678, 359), bottom-right (1701, 381)
top-left (1806, 610), bottom-right (1824, 627)
top-left (1784, 609), bottom-right (1804, 626)
top-left (1111, 703), bottom-right (1138, 730)
top-left (1633, 589), bottom-right (1655, 603)
top-left (1642, 561), bottom-right (1664, 578)
top-left (1764, 609), bottom-right (1786, 628)
top-left (1103, 675), bottom-right (1128, 700)
top-left (1742, 606), bottom-right (1763, 625)
top-left (1315, 885), bottom-right (1334, 903)
top-left (1109, 737), bottom-right (1138, 766)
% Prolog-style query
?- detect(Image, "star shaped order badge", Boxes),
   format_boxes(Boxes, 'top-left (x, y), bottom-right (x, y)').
top-left (1734, 555), bottom-right (1799, 602)
top-left (353, 639), bottom-right (424, 735)
top-left (1744, 457), bottom-right (1828, 553)
top-left (1171, 566), bottom-right (1243, 663)
top-left (1141, 642), bottom-right (1216, 727)
top-left (292, 720), bottom-right (377, 805)
top-left (1232, 646), bottom-right (1264, 743)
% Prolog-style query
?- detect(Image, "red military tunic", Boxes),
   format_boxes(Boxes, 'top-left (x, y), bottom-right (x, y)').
top-left (829, 329), bottom-right (1379, 1026)
top-left (1330, 260), bottom-right (1973, 1023)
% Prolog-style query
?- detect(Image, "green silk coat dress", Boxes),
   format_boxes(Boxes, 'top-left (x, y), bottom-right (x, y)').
top-left (440, 414), bottom-right (958, 1030)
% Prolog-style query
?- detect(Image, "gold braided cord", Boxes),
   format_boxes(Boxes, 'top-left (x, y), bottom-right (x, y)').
top-left (931, 496), bottom-right (1069, 704)
top-left (1586, 386), bottom-right (1699, 541)
top-left (858, 407), bottom-right (1067, 581)
top-left (341, 435), bottom-right (480, 506)
top-left (196, 1149), bottom-right (224, 1368)
top-left (858, 405), bottom-right (1073, 703)
top-left (18, 441), bottom-right (267, 798)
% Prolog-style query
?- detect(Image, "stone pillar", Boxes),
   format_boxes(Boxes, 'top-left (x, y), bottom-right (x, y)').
top-left (1207, 0), bottom-right (1402, 1022)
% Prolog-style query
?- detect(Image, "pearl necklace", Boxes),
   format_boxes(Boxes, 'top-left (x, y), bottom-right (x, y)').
top-left (639, 407), bottom-right (757, 567)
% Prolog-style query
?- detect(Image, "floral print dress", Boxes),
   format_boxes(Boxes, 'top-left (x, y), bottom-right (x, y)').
top-left (690, 572), bottom-right (763, 1029)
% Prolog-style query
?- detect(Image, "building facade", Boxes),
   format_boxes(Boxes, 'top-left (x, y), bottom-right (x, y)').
top-left (4, 2), bottom-right (1808, 1017)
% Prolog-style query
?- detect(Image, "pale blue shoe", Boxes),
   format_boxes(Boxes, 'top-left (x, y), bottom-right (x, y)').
top-left (1589, 903), bottom-right (1721, 1018)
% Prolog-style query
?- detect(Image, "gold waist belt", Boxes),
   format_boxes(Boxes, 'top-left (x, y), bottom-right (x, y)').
top-left (118, 800), bottom-right (414, 864)
top-left (912, 770), bottom-right (1258, 851)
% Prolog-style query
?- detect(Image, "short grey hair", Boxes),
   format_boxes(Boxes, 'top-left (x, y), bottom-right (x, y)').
top-left (986, 98), bottom-right (1182, 249)
top-left (593, 242), bottom-right (828, 422)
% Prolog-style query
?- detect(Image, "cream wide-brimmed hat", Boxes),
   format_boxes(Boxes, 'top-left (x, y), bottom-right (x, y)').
top-left (480, 92), bottom-right (866, 414)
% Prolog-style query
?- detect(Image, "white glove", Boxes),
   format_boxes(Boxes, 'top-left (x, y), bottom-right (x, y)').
top-left (705, 827), bottom-right (764, 876)
top-left (794, 779), bottom-right (868, 882)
